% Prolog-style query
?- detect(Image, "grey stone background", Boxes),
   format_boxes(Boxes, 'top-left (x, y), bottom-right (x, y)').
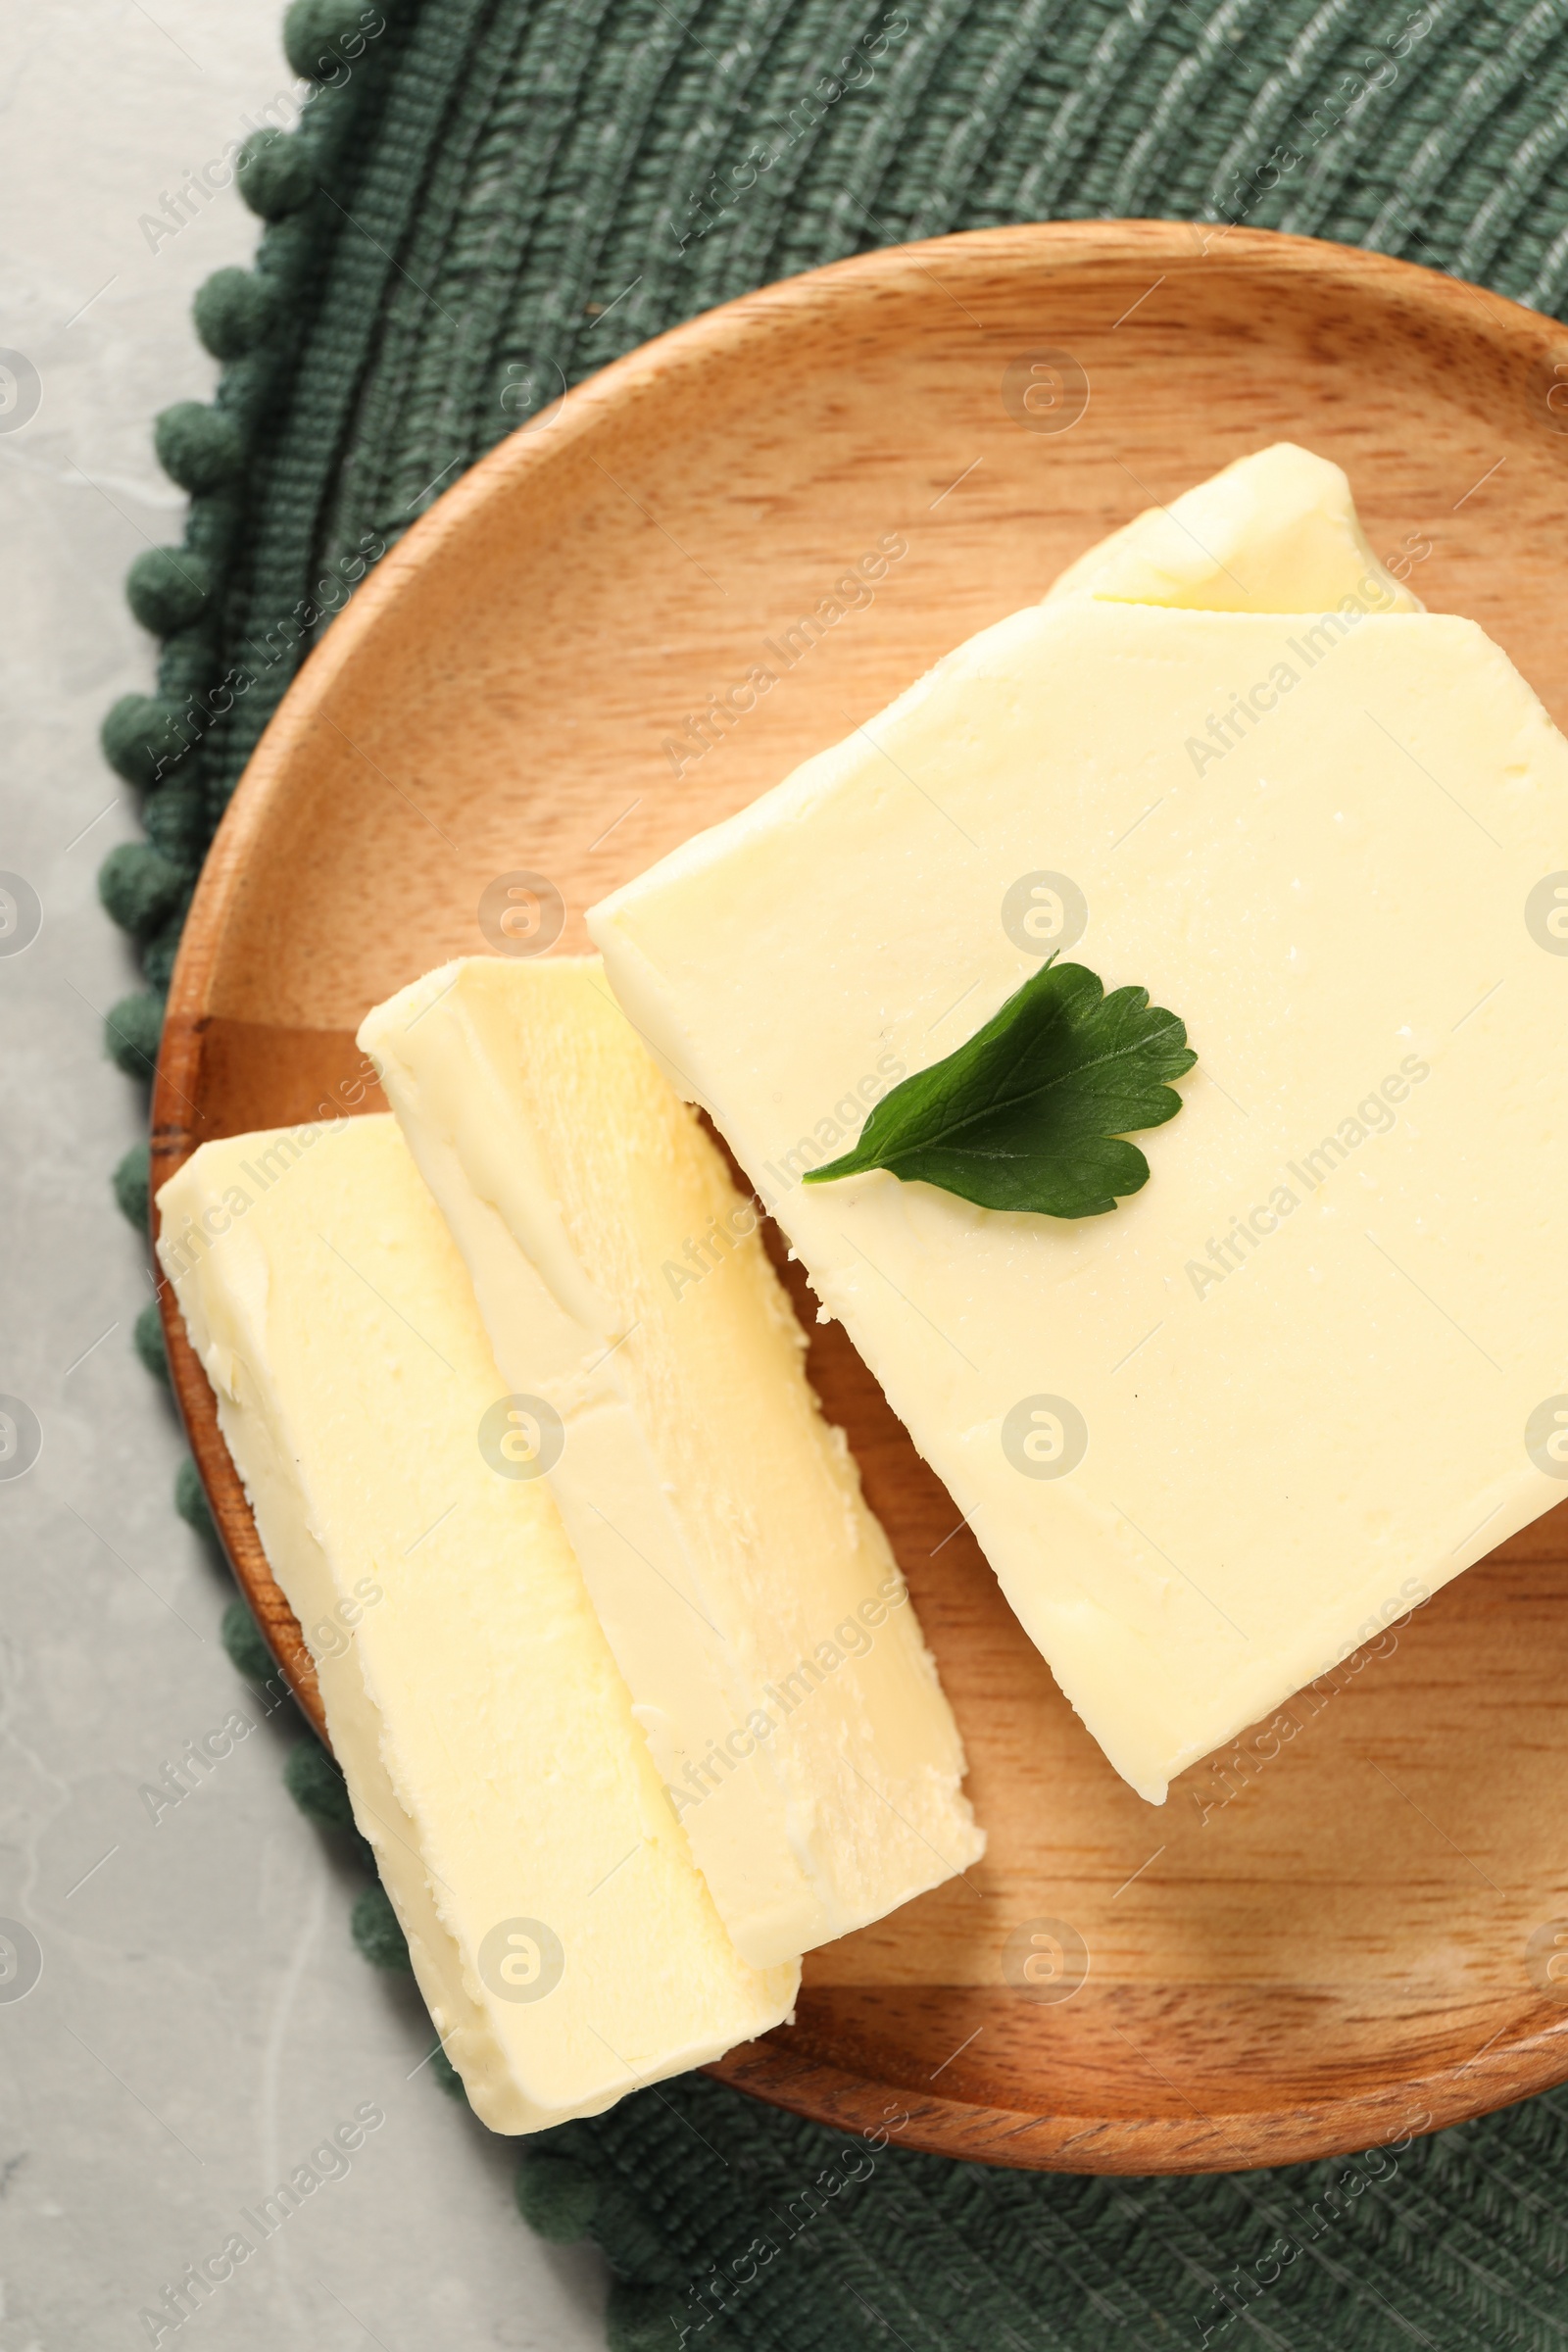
top-left (0, 5), bottom-right (606, 2343)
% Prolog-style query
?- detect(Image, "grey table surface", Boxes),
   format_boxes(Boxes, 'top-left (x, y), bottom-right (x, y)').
top-left (0, 5), bottom-right (608, 2344)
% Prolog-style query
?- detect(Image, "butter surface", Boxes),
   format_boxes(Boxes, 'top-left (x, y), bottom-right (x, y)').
top-left (360, 960), bottom-right (982, 1967)
top-left (1047, 441), bottom-right (1420, 614)
top-left (591, 596), bottom-right (1568, 1802)
top-left (157, 1115), bottom-right (797, 2129)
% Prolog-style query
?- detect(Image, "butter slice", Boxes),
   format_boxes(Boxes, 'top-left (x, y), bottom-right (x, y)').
top-left (590, 595), bottom-right (1568, 1802)
top-left (157, 1115), bottom-right (797, 2130)
top-left (360, 958), bottom-right (982, 1968)
top-left (1046, 441), bottom-right (1421, 614)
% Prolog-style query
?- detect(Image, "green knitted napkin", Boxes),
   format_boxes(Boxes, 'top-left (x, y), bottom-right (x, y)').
top-left (106, 1), bottom-right (1568, 2344)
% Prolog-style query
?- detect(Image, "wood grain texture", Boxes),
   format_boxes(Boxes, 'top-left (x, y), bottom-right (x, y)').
top-left (153, 221), bottom-right (1568, 2172)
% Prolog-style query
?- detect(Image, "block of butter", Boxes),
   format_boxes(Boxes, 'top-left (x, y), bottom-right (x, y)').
top-left (360, 958), bottom-right (982, 1968)
top-left (1047, 440), bottom-right (1420, 614)
top-left (157, 1115), bottom-right (798, 2131)
top-left (590, 592), bottom-right (1568, 1803)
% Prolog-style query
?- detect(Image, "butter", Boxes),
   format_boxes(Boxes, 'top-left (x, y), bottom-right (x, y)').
top-left (360, 959), bottom-right (982, 1968)
top-left (590, 593), bottom-right (1568, 1803)
top-left (156, 1115), bottom-right (797, 2130)
top-left (1046, 441), bottom-right (1421, 614)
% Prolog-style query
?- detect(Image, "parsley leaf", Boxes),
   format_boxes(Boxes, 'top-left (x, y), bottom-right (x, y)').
top-left (803, 958), bottom-right (1197, 1218)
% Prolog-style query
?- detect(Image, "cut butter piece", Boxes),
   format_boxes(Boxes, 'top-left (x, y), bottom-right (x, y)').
top-left (590, 594), bottom-right (1568, 1803)
top-left (156, 1114), bottom-right (797, 2130)
top-left (1046, 441), bottom-right (1421, 615)
top-left (360, 957), bottom-right (982, 1969)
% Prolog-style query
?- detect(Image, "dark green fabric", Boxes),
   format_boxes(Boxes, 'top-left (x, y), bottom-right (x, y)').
top-left (106, 0), bottom-right (1568, 2342)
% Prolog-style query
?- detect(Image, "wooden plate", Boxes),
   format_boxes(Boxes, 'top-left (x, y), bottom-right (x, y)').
top-left (155, 220), bottom-right (1568, 2174)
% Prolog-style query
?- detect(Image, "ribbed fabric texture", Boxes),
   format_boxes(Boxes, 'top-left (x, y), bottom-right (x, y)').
top-left (104, 1), bottom-right (1568, 2342)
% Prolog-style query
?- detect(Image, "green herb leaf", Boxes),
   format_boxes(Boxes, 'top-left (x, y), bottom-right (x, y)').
top-left (803, 958), bottom-right (1197, 1218)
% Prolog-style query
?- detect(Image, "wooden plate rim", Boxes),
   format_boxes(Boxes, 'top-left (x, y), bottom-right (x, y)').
top-left (153, 220), bottom-right (1568, 2171)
